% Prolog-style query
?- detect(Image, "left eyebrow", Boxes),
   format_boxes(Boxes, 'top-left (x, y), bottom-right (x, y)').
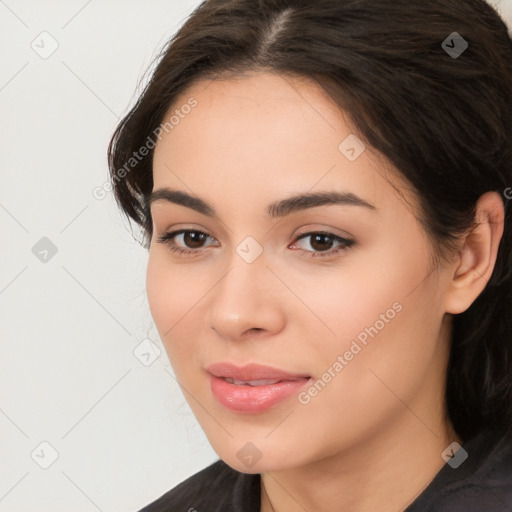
top-left (268, 191), bottom-right (377, 217)
top-left (146, 188), bottom-right (377, 219)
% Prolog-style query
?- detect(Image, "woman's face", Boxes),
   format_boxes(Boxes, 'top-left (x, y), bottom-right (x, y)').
top-left (147, 71), bottom-right (456, 473)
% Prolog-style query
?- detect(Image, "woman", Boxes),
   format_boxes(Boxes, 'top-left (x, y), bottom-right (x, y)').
top-left (108, 0), bottom-right (512, 510)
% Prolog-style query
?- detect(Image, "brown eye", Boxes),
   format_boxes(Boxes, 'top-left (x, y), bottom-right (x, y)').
top-left (291, 231), bottom-right (355, 258)
top-left (156, 229), bottom-right (216, 256)
top-left (181, 231), bottom-right (208, 249)
top-left (309, 233), bottom-right (336, 251)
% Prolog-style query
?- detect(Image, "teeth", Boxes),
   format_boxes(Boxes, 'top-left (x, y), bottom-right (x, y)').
top-left (224, 377), bottom-right (282, 386)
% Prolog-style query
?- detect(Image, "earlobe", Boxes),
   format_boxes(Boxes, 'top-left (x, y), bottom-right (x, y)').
top-left (445, 192), bottom-right (505, 315)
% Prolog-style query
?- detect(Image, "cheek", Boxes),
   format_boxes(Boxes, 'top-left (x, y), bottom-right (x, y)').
top-left (146, 252), bottom-right (172, 333)
top-left (326, 236), bottom-right (435, 343)
top-left (295, 239), bottom-right (441, 394)
top-left (145, 251), bottom-right (202, 360)
top-left (282, 257), bottom-right (410, 360)
top-left (300, 281), bottom-right (443, 432)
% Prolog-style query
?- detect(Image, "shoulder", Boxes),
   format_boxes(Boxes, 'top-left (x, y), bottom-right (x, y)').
top-left (447, 427), bottom-right (512, 508)
top-left (408, 427), bottom-right (512, 512)
top-left (137, 459), bottom-right (259, 512)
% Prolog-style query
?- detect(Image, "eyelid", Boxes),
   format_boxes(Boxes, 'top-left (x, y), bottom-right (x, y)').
top-left (292, 225), bottom-right (354, 240)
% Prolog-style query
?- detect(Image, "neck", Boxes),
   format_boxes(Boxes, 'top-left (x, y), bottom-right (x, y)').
top-left (260, 412), bottom-right (460, 512)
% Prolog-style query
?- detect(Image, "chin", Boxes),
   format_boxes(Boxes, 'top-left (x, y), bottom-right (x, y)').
top-left (213, 439), bottom-right (301, 475)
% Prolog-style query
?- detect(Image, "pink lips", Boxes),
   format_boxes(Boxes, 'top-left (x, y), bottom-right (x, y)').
top-left (206, 362), bottom-right (312, 413)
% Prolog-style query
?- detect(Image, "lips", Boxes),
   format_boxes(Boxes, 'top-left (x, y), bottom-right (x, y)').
top-left (205, 362), bottom-right (312, 412)
top-left (205, 362), bottom-right (311, 383)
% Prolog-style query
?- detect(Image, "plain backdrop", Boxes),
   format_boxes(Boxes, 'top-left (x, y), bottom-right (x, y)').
top-left (1, 1), bottom-right (511, 511)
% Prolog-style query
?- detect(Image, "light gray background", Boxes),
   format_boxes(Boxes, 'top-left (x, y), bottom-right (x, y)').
top-left (1, 1), bottom-right (511, 510)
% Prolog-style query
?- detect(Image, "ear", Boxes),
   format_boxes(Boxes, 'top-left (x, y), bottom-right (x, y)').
top-left (445, 191), bottom-right (505, 315)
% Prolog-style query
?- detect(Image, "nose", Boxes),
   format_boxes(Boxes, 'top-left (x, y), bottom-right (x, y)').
top-left (206, 254), bottom-right (286, 342)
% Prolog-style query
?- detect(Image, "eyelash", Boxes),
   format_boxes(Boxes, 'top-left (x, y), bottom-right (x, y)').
top-left (156, 229), bottom-right (355, 259)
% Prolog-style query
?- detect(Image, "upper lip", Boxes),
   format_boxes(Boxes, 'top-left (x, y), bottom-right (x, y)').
top-left (206, 362), bottom-right (311, 381)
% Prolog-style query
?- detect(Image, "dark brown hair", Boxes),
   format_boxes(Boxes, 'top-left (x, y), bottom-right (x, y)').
top-left (108, 0), bottom-right (512, 442)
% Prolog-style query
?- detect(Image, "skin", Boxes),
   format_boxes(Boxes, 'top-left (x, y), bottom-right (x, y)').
top-left (146, 71), bottom-right (504, 512)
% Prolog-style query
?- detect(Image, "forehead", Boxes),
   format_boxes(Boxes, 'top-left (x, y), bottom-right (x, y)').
top-left (151, 71), bottom-right (417, 218)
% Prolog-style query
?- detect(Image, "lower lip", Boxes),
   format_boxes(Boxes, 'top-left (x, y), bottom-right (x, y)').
top-left (209, 374), bottom-right (312, 413)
